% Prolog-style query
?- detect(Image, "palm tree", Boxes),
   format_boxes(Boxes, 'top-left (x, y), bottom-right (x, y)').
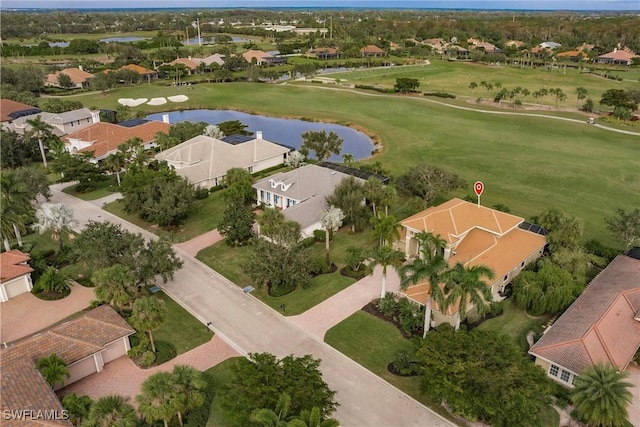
top-left (291, 407), bottom-right (340, 427)
top-left (61, 392), bottom-right (93, 427)
top-left (379, 185), bottom-right (398, 217)
top-left (399, 253), bottom-right (448, 336)
top-left (92, 265), bottom-right (136, 314)
top-left (36, 267), bottom-right (72, 294)
top-left (26, 115), bottom-right (54, 168)
top-left (105, 151), bottom-right (126, 186)
top-left (443, 262), bottom-right (495, 329)
top-left (171, 365), bottom-right (207, 426)
top-left (32, 202), bottom-right (77, 254)
top-left (368, 246), bottom-right (404, 299)
top-left (370, 214), bottom-right (400, 247)
top-left (251, 392), bottom-right (292, 427)
top-left (363, 177), bottom-right (384, 217)
top-left (572, 362), bottom-right (633, 427)
top-left (137, 371), bottom-right (177, 427)
top-left (129, 296), bottom-right (167, 353)
top-left (0, 173), bottom-right (34, 250)
top-left (36, 353), bottom-right (69, 389)
top-left (85, 395), bottom-right (138, 427)
top-left (319, 206), bottom-right (345, 267)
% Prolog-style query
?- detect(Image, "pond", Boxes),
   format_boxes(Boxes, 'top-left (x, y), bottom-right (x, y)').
top-left (182, 36), bottom-right (249, 45)
top-left (146, 109), bottom-right (375, 161)
top-left (99, 37), bottom-right (150, 43)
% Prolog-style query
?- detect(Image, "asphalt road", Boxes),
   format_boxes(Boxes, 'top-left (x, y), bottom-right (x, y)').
top-left (50, 185), bottom-right (455, 427)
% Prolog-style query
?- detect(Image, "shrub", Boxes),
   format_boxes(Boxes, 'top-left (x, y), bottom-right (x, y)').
top-left (355, 84), bottom-right (395, 93)
top-left (209, 184), bottom-right (224, 193)
top-left (580, 98), bottom-right (594, 112)
top-left (391, 351), bottom-right (417, 376)
top-left (139, 351), bottom-right (156, 368)
top-left (154, 340), bottom-right (177, 365)
top-left (299, 236), bottom-right (316, 248)
top-left (269, 282), bottom-right (296, 297)
top-left (376, 292), bottom-right (398, 317)
top-left (313, 229), bottom-right (326, 242)
top-left (194, 187), bottom-right (209, 199)
top-left (127, 332), bottom-right (150, 358)
top-left (423, 92), bottom-right (456, 99)
top-left (489, 301), bottom-right (505, 317)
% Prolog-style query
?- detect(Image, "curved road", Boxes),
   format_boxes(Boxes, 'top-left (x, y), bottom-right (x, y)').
top-left (51, 184), bottom-right (455, 427)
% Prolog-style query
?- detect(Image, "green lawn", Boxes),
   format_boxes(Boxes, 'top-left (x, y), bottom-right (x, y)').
top-left (196, 238), bottom-right (360, 316)
top-left (61, 176), bottom-right (119, 201)
top-left (102, 189), bottom-right (227, 242)
top-left (476, 299), bottom-right (551, 351)
top-left (153, 291), bottom-right (212, 355)
top-left (205, 357), bottom-right (243, 427)
top-left (324, 311), bottom-right (456, 423)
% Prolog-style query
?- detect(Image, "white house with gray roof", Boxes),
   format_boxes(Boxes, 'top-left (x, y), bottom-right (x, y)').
top-left (156, 131), bottom-right (291, 189)
top-left (253, 164), bottom-right (365, 237)
top-left (7, 108), bottom-right (100, 137)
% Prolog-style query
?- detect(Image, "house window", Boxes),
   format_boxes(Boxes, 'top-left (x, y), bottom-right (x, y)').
top-left (274, 195), bottom-right (280, 205)
top-left (247, 166), bottom-right (254, 173)
top-left (521, 261), bottom-right (525, 267)
top-left (266, 192), bottom-right (271, 202)
top-left (560, 370), bottom-right (571, 383)
top-left (571, 375), bottom-right (577, 386)
top-left (290, 200), bottom-right (296, 206)
top-left (503, 275), bottom-right (508, 282)
top-left (549, 365), bottom-right (559, 377)
top-left (260, 190), bottom-right (264, 201)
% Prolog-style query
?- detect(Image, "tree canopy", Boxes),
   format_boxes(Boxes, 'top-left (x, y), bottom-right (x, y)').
top-left (396, 164), bottom-right (465, 206)
top-left (299, 130), bottom-right (343, 161)
top-left (325, 177), bottom-right (368, 233)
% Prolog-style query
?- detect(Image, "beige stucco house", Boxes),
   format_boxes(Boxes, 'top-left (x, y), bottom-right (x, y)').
top-left (156, 132), bottom-right (291, 189)
top-left (529, 255), bottom-right (640, 387)
top-left (397, 198), bottom-right (547, 328)
top-left (0, 250), bottom-right (34, 302)
top-left (7, 108), bottom-right (100, 137)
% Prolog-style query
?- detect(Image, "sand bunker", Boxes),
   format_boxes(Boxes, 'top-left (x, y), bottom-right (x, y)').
top-left (168, 95), bottom-right (189, 103)
top-left (117, 98), bottom-right (148, 107)
top-left (147, 97), bottom-right (167, 106)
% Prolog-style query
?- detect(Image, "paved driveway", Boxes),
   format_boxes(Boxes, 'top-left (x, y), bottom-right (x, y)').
top-left (1, 284), bottom-right (94, 343)
top-left (50, 185), bottom-right (456, 427)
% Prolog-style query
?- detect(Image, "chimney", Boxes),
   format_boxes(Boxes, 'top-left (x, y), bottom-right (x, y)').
top-left (91, 111), bottom-right (100, 124)
top-left (253, 139), bottom-right (257, 162)
top-left (162, 114), bottom-right (170, 124)
top-left (256, 131), bottom-right (263, 139)
top-left (613, 48), bottom-right (617, 53)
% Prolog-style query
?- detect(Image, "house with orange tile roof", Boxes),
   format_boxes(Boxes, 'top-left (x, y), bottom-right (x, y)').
top-left (597, 48), bottom-right (637, 66)
top-left (168, 57), bottom-right (201, 74)
top-left (0, 99), bottom-right (41, 124)
top-left (0, 305), bottom-right (135, 424)
top-left (360, 44), bottom-right (386, 57)
top-left (44, 67), bottom-right (95, 89)
top-left (242, 49), bottom-right (287, 66)
top-left (556, 50), bottom-right (588, 62)
top-left (64, 120), bottom-right (170, 161)
top-left (111, 63), bottom-right (159, 80)
top-left (306, 47), bottom-right (340, 60)
top-left (529, 255), bottom-right (640, 387)
top-left (0, 250), bottom-right (34, 302)
top-left (397, 198), bottom-right (547, 328)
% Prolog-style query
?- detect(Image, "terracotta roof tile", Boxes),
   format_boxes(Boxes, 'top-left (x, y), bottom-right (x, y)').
top-left (360, 44), bottom-right (385, 53)
top-left (45, 68), bottom-right (95, 85)
top-left (169, 58), bottom-right (199, 69)
top-left (598, 49), bottom-right (637, 61)
top-left (530, 256), bottom-right (640, 374)
top-left (1, 249), bottom-right (34, 282)
top-left (66, 121), bottom-right (170, 159)
top-left (0, 99), bottom-right (40, 122)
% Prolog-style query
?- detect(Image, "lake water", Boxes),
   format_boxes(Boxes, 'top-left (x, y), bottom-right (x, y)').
top-left (100, 37), bottom-right (150, 43)
top-left (146, 109), bottom-right (375, 161)
top-left (182, 36), bottom-right (249, 45)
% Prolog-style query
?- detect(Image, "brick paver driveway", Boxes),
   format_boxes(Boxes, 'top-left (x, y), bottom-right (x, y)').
top-left (1, 283), bottom-right (94, 343)
top-left (58, 335), bottom-right (240, 405)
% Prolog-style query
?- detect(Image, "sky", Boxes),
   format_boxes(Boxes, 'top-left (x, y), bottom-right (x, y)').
top-left (1, 0), bottom-right (638, 10)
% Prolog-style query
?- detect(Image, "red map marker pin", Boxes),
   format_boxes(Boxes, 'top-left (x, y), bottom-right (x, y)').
top-left (474, 181), bottom-right (484, 196)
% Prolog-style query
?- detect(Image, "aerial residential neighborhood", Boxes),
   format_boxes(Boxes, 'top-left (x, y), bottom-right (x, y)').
top-left (1, 2), bottom-right (639, 427)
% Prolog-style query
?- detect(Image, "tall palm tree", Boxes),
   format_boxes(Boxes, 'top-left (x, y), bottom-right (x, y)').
top-left (92, 265), bottom-right (136, 314)
top-left (137, 371), bottom-right (177, 427)
top-left (129, 296), bottom-right (167, 353)
top-left (105, 151), bottom-right (126, 186)
top-left (250, 392), bottom-right (292, 427)
top-left (443, 262), bottom-right (495, 329)
top-left (291, 407), bottom-right (340, 427)
top-left (85, 395), bottom-right (138, 427)
top-left (572, 362), bottom-right (633, 427)
top-left (35, 353), bottom-right (69, 389)
top-left (363, 177), bottom-right (384, 217)
top-left (61, 392), bottom-right (93, 427)
top-left (171, 365), bottom-right (207, 426)
top-left (32, 202), bottom-right (77, 254)
top-left (25, 115), bottom-right (53, 168)
top-left (319, 206), bottom-right (345, 266)
top-left (368, 246), bottom-right (404, 299)
top-left (399, 254), bottom-right (448, 336)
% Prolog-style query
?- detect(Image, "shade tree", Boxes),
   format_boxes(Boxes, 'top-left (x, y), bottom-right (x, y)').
top-left (325, 177), bottom-right (368, 233)
top-left (396, 164), bottom-right (465, 206)
top-left (32, 202), bottom-right (77, 254)
top-left (606, 208), bottom-right (640, 253)
top-left (299, 130), bottom-right (343, 161)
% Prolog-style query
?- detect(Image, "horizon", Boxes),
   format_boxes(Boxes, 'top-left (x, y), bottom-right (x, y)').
top-left (1, 0), bottom-right (639, 11)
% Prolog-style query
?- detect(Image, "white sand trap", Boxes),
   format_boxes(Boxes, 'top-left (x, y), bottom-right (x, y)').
top-left (168, 95), bottom-right (189, 103)
top-left (117, 98), bottom-right (148, 107)
top-left (147, 97), bottom-right (167, 106)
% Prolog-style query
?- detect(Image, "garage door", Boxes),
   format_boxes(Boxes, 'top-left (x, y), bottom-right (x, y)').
top-left (5, 279), bottom-right (29, 300)
top-left (63, 356), bottom-right (97, 390)
top-left (102, 339), bottom-right (127, 364)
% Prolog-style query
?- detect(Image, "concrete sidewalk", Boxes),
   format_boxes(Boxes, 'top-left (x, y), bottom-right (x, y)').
top-left (289, 266), bottom-right (401, 340)
top-left (175, 229), bottom-right (224, 257)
